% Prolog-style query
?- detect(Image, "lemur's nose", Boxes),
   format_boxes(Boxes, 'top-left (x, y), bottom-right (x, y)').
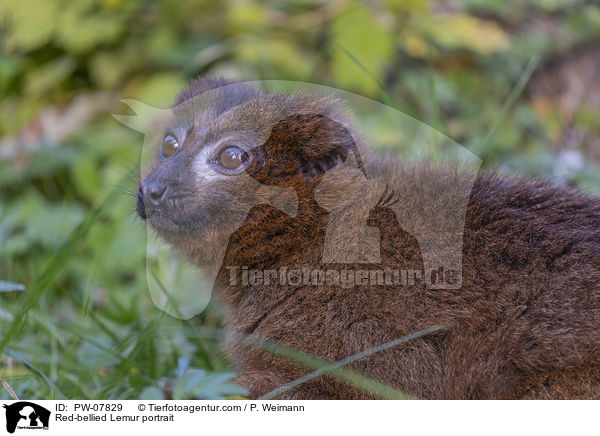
top-left (141, 181), bottom-right (168, 207)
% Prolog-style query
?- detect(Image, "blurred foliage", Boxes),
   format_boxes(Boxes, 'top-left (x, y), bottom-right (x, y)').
top-left (0, 0), bottom-right (599, 399)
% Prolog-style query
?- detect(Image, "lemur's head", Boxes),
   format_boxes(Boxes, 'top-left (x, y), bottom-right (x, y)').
top-left (137, 77), bottom-right (367, 268)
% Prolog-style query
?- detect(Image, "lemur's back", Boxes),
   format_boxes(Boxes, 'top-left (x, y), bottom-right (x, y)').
top-left (440, 175), bottom-right (600, 398)
top-left (453, 173), bottom-right (600, 398)
top-left (224, 167), bottom-right (600, 399)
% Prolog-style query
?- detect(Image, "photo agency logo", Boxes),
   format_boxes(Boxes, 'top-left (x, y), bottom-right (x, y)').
top-left (2, 402), bottom-right (50, 433)
top-left (114, 80), bottom-right (482, 319)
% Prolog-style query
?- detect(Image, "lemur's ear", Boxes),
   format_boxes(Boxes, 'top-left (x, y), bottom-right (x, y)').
top-left (175, 76), bottom-right (240, 105)
top-left (174, 76), bottom-right (261, 115)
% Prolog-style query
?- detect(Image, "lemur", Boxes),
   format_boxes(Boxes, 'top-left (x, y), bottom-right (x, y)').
top-left (136, 76), bottom-right (600, 399)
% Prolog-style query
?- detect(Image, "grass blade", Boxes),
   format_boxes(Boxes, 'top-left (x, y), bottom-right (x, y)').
top-left (0, 176), bottom-right (124, 358)
top-left (191, 326), bottom-right (433, 400)
top-left (261, 325), bottom-right (449, 399)
top-left (477, 54), bottom-right (541, 150)
top-left (336, 43), bottom-right (395, 108)
top-left (5, 349), bottom-right (65, 399)
top-left (0, 377), bottom-right (19, 400)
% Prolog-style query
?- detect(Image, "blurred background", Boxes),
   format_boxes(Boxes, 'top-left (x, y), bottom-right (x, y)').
top-left (0, 0), bottom-right (599, 399)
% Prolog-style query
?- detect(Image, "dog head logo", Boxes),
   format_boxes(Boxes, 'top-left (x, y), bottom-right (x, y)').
top-left (3, 402), bottom-right (50, 433)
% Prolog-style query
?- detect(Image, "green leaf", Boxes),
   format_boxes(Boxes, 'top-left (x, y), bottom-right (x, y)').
top-left (25, 57), bottom-right (76, 97)
top-left (0, 0), bottom-right (59, 51)
top-left (24, 203), bottom-right (86, 249)
top-left (72, 156), bottom-right (101, 202)
top-left (140, 386), bottom-right (164, 400)
top-left (227, 1), bottom-right (268, 30)
top-left (54, 6), bottom-right (124, 53)
top-left (419, 13), bottom-right (510, 55)
top-left (173, 369), bottom-right (247, 400)
top-left (331, 8), bottom-right (394, 94)
top-left (77, 337), bottom-right (121, 369)
top-left (130, 73), bottom-right (186, 108)
top-left (235, 38), bottom-right (312, 78)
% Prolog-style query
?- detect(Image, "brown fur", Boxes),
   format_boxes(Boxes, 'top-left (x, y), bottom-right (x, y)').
top-left (139, 77), bottom-right (600, 399)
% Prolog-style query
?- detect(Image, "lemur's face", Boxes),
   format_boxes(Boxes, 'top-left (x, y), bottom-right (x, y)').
top-left (136, 79), bottom-right (364, 265)
top-left (137, 87), bottom-right (273, 241)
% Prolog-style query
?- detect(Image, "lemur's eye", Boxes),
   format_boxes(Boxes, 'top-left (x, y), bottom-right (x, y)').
top-left (160, 134), bottom-right (179, 159)
top-left (216, 146), bottom-right (249, 171)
